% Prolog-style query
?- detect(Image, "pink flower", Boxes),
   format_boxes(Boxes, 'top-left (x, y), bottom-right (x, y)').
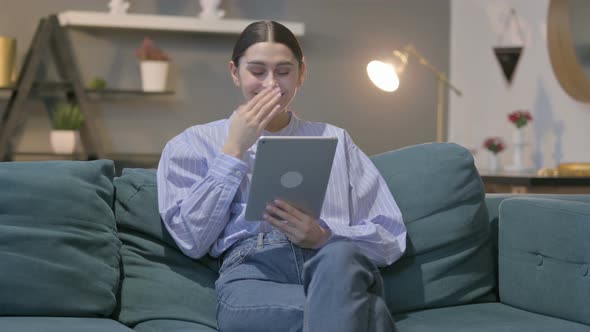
top-left (483, 137), bottom-right (506, 154)
top-left (135, 37), bottom-right (170, 61)
top-left (508, 110), bottom-right (533, 128)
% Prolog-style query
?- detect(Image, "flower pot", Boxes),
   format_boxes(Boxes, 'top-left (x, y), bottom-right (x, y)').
top-left (50, 130), bottom-right (78, 154)
top-left (140, 60), bottom-right (169, 92)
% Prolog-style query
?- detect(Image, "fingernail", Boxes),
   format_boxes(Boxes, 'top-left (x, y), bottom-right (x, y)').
top-left (266, 205), bottom-right (272, 211)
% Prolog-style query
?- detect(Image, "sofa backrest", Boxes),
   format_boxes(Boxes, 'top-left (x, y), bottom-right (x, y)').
top-left (113, 168), bottom-right (218, 330)
top-left (499, 197), bottom-right (590, 326)
top-left (0, 160), bottom-right (121, 317)
top-left (370, 143), bottom-right (496, 314)
top-left (113, 142), bottom-right (496, 323)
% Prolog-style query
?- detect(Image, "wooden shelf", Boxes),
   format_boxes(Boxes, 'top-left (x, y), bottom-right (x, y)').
top-left (58, 11), bottom-right (305, 36)
top-left (481, 171), bottom-right (590, 194)
top-left (2, 82), bottom-right (174, 96)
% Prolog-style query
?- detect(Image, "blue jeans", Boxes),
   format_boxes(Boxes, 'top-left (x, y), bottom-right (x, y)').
top-left (215, 230), bottom-right (396, 332)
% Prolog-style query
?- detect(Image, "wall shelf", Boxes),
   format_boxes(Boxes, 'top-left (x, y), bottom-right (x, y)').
top-left (1, 82), bottom-right (174, 97)
top-left (58, 11), bottom-right (305, 36)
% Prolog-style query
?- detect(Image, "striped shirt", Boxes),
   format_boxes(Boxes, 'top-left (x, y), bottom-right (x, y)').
top-left (157, 112), bottom-right (406, 267)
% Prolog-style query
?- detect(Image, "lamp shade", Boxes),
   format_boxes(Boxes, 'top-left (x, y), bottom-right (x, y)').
top-left (367, 60), bottom-right (400, 92)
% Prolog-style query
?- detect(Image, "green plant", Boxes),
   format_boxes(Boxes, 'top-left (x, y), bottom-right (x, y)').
top-left (89, 77), bottom-right (107, 90)
top-left (135, 37), bottom-right (169, 61)
top-left (52, 102), bottom-right (84, 130)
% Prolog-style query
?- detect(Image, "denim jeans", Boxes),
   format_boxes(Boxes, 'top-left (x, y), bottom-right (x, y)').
top-left (215, 230), bottom-right (396, 332)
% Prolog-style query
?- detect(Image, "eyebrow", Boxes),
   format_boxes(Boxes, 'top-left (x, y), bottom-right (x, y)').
top-left (246, 61), bottom-right (295, 66)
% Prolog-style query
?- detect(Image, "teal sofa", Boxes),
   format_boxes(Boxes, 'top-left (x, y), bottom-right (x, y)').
top-left (0, 143), bottom-right (589, 332)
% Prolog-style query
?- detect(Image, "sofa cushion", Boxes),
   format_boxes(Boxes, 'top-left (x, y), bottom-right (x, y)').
top-left (113, 168), bottom-right (219, 329)
top-left (0, 317), bottom-right (134, 332)
top-left (134, 319), bottom-right (218, 332)
top-left (370, 143), bottom-right (495, 314)
top-left (499, 197), bottom-right (590, 326)
top-left (0, 160), bottom-right (120, 317)
top-left (394, 303), bottom-right (590, 332)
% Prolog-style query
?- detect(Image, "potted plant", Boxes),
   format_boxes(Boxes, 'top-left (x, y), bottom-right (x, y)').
top-left (483, 136), bottom-right (505, 173)
top-left (135, 37), bottom-right (170, 92)
top-left (506, 110), bottom-right (533, 172)
top-left (50, 102), bottom-right (84, 154)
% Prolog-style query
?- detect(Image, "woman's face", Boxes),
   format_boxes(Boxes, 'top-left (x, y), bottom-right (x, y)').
top-left (230, 42), bottom-right (305, 112)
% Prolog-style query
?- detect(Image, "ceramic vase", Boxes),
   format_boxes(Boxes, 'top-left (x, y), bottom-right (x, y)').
top-left (140, 60), bottom-right (169, 92)
top-left (50, 130), bottom-right (78, 154)
top-left (509, 128), bottom-right (526, 172)
top-left (488, 153), bottom-right (500, 173)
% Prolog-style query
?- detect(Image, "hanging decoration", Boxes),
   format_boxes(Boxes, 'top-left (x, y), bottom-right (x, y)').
top-left (493, 8), bottom-right (525, 86)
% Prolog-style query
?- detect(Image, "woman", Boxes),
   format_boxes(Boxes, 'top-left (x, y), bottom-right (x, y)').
top-left (157, 20), bottom-right (406, 332)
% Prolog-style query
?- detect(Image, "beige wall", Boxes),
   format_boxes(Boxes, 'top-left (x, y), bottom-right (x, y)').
top-left (0, 0), bottom-right (449, 157)
top-left (449, 0), bottom-right (590, 170)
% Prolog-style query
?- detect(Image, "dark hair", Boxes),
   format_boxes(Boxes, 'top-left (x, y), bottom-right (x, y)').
top-left (231, 20), bottom-right (303, 68)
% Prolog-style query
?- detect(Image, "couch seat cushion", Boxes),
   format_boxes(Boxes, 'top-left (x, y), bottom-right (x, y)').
top-left (114, 168), bottom-right (219, 329)
top-left (134, 319), bottom-right (218, 332)
top-left (0, 160), bottom-right (120, 317)
top-left (371, 143), bottom-right (495, 314)
top-left (395, 303), bottom-right (590, 332)
top-left (0, 317), bottom-right (133, 332)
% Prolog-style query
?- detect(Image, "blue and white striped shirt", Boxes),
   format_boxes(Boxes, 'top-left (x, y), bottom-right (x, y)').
top-left (157, 112), bottom-right (406, 267)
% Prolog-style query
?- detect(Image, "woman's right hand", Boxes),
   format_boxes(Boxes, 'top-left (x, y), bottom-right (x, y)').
top-left (222, 86), bottom-right (283, 159)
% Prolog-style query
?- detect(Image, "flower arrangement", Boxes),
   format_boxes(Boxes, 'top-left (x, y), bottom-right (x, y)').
top-left (135, 37), bottom-right (169, 61)
top-left (483, 137), bottom-right (505, 154)
top-left (508, 110), bottom-right (533, 128)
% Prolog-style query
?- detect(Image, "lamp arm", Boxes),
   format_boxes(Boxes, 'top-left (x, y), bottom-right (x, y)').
top-left (403, 45), bottom-right (463, 97)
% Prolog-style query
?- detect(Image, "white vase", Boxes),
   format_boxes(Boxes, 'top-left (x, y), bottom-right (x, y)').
top-left (506, 128), bottom-right (527, 172)
top-left (50, 130), bottom-right (78, 154)
top-left (488, 153), bottom-right (500, 173)
top-left (512, 128), bottom-right (525, 145)
top-left (140, 61), bottom-right (169, 92)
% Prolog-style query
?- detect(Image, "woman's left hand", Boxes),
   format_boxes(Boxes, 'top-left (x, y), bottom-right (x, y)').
top-left (264, 200), bottom-right (331, 249)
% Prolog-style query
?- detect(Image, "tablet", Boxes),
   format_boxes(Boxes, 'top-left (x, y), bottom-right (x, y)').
top-left (244, 136), bottom-right (338, 221)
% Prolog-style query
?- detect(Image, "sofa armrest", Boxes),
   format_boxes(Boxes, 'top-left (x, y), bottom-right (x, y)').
top-left (498, 197), bottom-right (590, 326)
top-left (486, 193), bottom-right (590, 227)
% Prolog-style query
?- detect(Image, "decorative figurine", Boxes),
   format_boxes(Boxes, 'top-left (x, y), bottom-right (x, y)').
top-left (109, 0), bottom-right (130, 15)
top-left (198, 0), bottom-right (225, 19)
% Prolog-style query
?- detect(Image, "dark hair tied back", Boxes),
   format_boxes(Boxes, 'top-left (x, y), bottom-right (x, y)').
top-left (231, 21), bottom-right (303, 68)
